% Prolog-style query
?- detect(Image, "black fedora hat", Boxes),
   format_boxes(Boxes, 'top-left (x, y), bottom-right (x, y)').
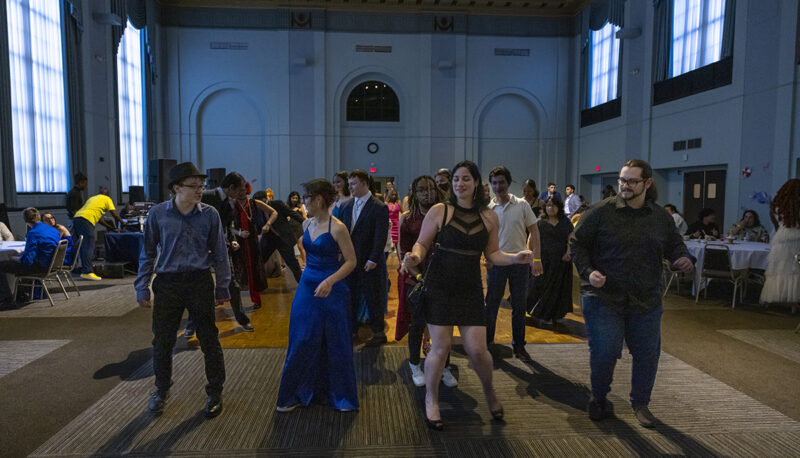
top-left (168, 162), bottom-right (206, 188)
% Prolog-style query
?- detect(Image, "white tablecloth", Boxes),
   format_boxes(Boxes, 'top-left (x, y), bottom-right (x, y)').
top-left (0, 241), bottom-right (26, 290)
top-left (685, 240), bottom-right (770, 291)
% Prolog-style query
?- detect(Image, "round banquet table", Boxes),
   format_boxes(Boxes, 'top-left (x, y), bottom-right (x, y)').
top-left (684, 239), bottom-right (770, 293)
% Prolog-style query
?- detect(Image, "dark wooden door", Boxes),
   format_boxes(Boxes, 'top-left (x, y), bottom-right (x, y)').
top-left (683, 170), bottom-right (726, 228)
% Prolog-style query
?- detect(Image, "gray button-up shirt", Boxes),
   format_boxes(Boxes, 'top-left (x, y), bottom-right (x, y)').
top-left (135, 199), bottom-right (231, 302)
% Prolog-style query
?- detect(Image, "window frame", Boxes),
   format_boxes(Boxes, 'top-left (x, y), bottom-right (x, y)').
top-left (670, 0), bottom-right (726, 78)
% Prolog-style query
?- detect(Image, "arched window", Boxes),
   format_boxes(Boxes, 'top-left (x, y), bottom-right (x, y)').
top-left (346, 81), bottom-right (399, 122)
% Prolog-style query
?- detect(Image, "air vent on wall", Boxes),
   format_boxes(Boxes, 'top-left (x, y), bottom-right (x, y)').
top-left (210, 42), bottom-right (249, 50)
top-left (494, 48), bottom-right (530, 56)
top-left (356, 45), bottom-right (393, 53)
top-left (687, 137), bottom-right (702, 149)
top-left (673, 140), bottom-right (687, 151)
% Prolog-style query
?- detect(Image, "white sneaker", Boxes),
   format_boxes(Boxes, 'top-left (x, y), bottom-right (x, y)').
top-left (409, 362), bottom-right (425, 387)
top-left (441, 366), bottom-right (458, 387)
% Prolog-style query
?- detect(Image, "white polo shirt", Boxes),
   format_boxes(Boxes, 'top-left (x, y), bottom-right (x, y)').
top-left (489, 194), bottom-right (538, 253)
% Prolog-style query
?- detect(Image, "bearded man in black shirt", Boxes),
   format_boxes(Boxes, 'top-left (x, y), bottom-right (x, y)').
top-left (571, 159), bottom-right (694, 428)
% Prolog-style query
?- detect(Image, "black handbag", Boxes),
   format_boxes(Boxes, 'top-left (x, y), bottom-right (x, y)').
top-left (405, 206), bottom-right (446, 310)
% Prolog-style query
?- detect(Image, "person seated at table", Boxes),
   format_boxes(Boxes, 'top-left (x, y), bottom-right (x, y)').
top-left (0, 221), bottom-right (13, 241)
top-left (687, 208), bottom-right (720, 239)
top-left (727, 209), bottom-right (769, 242)
top-left (42, 213), bottom-right (75, 266)
top-left (664, 204), bottom-right (688, 236)
top-left (0, 208), bottom-right (60, 309)
top-left (71, 187), bottom-right (123, 281)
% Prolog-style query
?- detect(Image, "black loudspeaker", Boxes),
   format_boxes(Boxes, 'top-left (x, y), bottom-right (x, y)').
top-left (206, 168), bottom-right (226, 189)
top-left (147, 159), bottom-right (177, 203)
top-left (0, 203), bottom-right (9, 228)
top-left (128, 186), bottom-right (146, 204)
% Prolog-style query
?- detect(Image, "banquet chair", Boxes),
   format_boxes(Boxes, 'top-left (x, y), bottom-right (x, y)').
top-left (13, 239), bottom-right (69, 307)
top-left (695, 244), bottom-right (745, 309)
top-left (662, 259), bottom-right (684, 297)
top-left (57, 235), bottom-right (84, 296)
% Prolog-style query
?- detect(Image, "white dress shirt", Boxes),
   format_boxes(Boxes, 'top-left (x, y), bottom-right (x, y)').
top-left (351, 191), bottom-right (372, 229)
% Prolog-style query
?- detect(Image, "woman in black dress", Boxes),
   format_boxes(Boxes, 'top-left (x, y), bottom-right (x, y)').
top-left (287, 191), bottom-right (308, 265)
top-left (402, 160), bottom-right (533, 431)
top-left (528, 197), bottom-right (573, 323)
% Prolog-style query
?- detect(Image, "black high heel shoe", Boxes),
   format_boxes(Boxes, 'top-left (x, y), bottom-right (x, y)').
top-left (426, 417), bottom-right (444, 431)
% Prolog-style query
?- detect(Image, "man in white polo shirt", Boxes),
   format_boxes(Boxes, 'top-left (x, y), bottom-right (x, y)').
top-left (484, 166), bottom-right (543, 362)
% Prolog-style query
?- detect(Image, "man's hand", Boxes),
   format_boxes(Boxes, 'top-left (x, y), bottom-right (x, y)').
top-left (138, 299), bottom-right (151, 308)
top-left (239, 230), bottom-right (250, 239)
top-left (671, 257), bottom-right (694, 273)
top-left (589, 270), bottom-right (606, 288)
top-left (530, 259), bottom-right (543, 276)
top-left (514, 250), bottom-right (533, 265)
top-left (364, 260), bottom-right (377, 271)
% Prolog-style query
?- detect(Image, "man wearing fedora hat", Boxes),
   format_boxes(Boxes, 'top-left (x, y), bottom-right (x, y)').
top-left (135, 161), bottom-right (230, 418)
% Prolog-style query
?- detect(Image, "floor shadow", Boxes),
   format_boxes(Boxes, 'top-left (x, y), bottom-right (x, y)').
top-left (93, 348), bottom-right (152, 381)
top-left (88, 410), bottom-right (157, 457)
top-left (355, 346), bottom-right (399, 386)
top-left (130, 410), bottom-right (208, 455)
top-left (260, 404), bottom-right (357, 450)
top-left (494, 355), bottom-right (591, 413)
top-left (93, 346), bottom-right (192, 381)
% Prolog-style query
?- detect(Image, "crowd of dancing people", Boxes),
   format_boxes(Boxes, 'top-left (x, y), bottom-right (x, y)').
top-left (127, 159), bottom-right (800, 429)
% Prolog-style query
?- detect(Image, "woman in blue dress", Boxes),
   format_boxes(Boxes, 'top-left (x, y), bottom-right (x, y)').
top-left (277, 178), bottom-right (358, 412)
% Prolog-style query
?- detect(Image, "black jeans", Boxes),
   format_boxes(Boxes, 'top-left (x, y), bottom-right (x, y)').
top-left (186, 275), bottom-right (249, 330)
top-left (260, 236), bottom-right (302, 283)
top-left (152, 270), bottom-right (225, 396)
top-left (0, 261), bottom-right (46, 302)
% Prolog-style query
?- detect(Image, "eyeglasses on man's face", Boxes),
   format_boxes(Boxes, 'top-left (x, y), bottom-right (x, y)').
top-left (181, 183), bottom-right (206, 191)
top-left (617, 177), bottom-right (645, 186)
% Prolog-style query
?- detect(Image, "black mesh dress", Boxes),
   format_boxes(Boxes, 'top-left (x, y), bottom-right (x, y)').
top-left (424, 204), bottom-right (489, 326)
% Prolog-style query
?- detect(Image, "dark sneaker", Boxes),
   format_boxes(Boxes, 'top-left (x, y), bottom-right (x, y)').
top-left (513, 346), bottom-right (533, 363)
top-left (148, 391), bottom-right (167, 413)
top-left (587, 396), bottom-right (613, 421)
top-left (633, 406), bottom-right (656, 428)
top-left (240, 322), bottom-right (254, 332)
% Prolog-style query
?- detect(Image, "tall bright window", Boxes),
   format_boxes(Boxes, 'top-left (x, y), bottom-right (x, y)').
top-left (589, 22), bottom-right (621, 108)
top-left (7, 0), bottom-right (69, 192)
top-left (671, 0), bottom-right (726, 77)
top-left (116, 20), bottom-right (145, 190)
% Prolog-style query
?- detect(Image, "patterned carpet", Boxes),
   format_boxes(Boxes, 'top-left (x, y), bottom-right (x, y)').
top-left (0, 278), bottom-right (138, 318)
top-left (0, 340), bottom-right (70, 378)
top-left (30, 344), bottom-right (800, 457)
top-left (718, 329), bottom-right (800, 364)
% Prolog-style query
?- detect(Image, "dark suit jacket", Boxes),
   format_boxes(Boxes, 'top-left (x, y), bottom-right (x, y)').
top-left (266, 200), bottom-right (301, 247)
top-left (339, 194), bottom-right (389, 269)
top-left (202, 188), bottom-right (234, 228)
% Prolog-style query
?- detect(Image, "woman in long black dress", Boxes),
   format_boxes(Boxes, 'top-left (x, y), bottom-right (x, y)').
top-left (402, 160), bottom-right (533, 431)
top-left (528, 196), bottom-right (573, 323)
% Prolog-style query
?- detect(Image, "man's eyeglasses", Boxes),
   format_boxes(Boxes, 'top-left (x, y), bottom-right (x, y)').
top-left (180, 183), bottom-right (206, 191)
top-left (617, 177), bottom-right (645, 186)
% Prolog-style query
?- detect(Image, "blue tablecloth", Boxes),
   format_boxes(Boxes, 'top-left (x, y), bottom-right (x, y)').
top-left (104, 232), bottom-right (144, 264)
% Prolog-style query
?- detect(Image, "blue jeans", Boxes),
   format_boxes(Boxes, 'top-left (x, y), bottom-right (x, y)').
top-left (484, 264), bottom-right (530, 348)
top-left (71, 217), bottom-right (96, 275)
top-left (581, 295), bottom-right (662, 408)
